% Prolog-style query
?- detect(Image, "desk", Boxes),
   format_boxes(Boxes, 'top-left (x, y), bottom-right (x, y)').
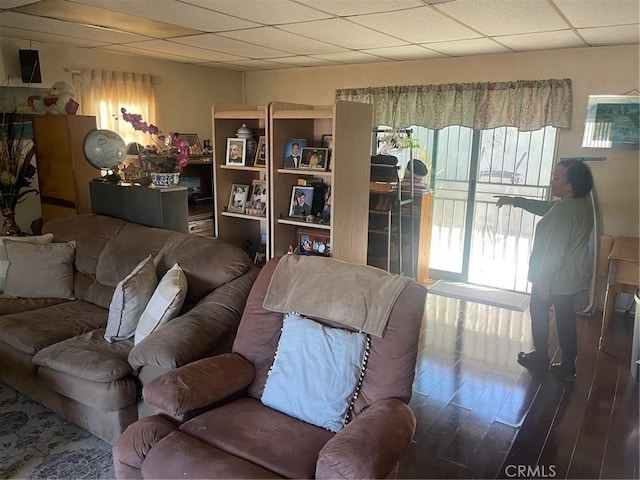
top-left (599, 236), bottom-right (639, 351)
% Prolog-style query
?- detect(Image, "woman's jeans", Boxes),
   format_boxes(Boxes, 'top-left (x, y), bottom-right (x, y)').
top-left (529, 290), bottom-right (577, 366)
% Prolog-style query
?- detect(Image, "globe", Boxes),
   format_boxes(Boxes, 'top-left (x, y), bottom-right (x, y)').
top-left (83, 129), bottom-right (126, 170)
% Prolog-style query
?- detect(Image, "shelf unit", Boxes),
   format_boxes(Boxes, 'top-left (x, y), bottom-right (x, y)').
top-left (269, 101), bottom-right (373, 264)
top-left (212, 104), bottom-right (268, 257)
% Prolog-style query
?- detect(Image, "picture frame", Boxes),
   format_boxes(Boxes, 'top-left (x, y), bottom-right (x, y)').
top-left (254, 135), bottom-right (267, 167)
top-left (227, 183), bottom-right (250, 213)
top-left (582, 95), bottom-right (640, 149)
top-left (177, 133), bottom-right (202, 155)
top-left (296, 227), bottom-right (331, 257)
top-left (284, 138), bottom-right (307, 169)
top-left (321, 134), bottom-right (333, 171)
top-left (289, 186), bottom-right (314, 218)
top-left (226, 138), bottom-right (246, 165)
top-left (300, 147), bottom-right (328, 171)
top-left (247, 179), bottom-right (267, 216)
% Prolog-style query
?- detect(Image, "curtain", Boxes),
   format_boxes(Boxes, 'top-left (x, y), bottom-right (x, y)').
top-left (336, 79), bottom-right (572, 131)
top-left (79, 69), bottom-right (159, 145)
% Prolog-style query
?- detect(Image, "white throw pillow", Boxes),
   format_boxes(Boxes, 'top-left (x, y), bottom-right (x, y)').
top-left (0, 233), bottom-right (54, 292)
top-left (261, 312), bottom-right (368, 432)
top-left (104, 255), bottom-right (157, 343)
top-left (134, 263), bottom-right (188, 345)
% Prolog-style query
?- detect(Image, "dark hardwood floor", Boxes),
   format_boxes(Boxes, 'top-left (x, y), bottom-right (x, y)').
top-left (398, 294), bottom-right (639, 479)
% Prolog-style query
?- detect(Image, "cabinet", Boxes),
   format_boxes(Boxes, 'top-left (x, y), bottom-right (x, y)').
top-left (368, 185), bottom-right (433, 284)
top-left (269, 101), bottom-right (373, 264)
top-left (89, 181), bottom-right (189, 233)
top-left (32, 115), bottom-right (99, 221)
top-left (211, 105), bottom-right (268, 259)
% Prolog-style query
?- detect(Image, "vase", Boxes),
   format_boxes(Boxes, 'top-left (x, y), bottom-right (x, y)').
top-left (1, 209), bottom-right (21, 236)
top-left (150, 172), bottom-right (180, 188)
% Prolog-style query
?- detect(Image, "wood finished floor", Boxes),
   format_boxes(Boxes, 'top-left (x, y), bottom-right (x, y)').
top-left (398, 294), bottom-right (639, 479)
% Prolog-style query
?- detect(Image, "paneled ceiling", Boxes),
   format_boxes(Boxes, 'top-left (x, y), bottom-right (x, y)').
top-left (1, 0), bottom-right (638, 72)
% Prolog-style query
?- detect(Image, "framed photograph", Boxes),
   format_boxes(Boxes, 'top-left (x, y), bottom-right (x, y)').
top-left (254, 135), bottom-right (267, 167)
top-left (300, 147), bottom-right (328, 171)
top-left (226, 138), bottom-right (246, 165)
top-left (296, 227), bottom-right (331, 257)
top-left (321, 134), bottom-right (333, 171)
top-left (582, 95), bottom-right (639, 149)
top-left (177, 133), bottom-right (202, 155)
top-left (284, 138), bottom-right (307, 169)
top-left (247, 180), bottom-right (267, 216)
top-left (227, 184), bottom-right (250, 213)
top-left (289, 186), bottom-right (314, 218)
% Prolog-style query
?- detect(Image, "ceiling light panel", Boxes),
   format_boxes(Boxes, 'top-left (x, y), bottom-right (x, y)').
top-left (72, 0), bottom-right (259, 32)
top-left (295, 0), bottom-right (424, 16)
top-left (218, 27), bottom-right (345, 55)
top-left (183, 0), bottom-right (331, 24)
top-left (435, 0), bottom-right (569, 36)
top-left (349, 6), bottom-right (481, 43)
top-left (173, 33), bottom-right (291, 58)
top-left (0, 11), bottom-right (151, 43)
top-left (286, 18), bottom-right (406, 49)
top-left (554, 0), bottom-right (640, 28)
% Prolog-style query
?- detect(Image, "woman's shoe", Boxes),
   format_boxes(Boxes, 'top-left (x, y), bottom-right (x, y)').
top-left (517, 350), bottom-right (550, 370)
top-left (549, 362), bottom-right (576, 382)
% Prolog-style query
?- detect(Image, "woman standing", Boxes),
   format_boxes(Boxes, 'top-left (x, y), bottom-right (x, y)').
top-left (495, 159), bottom-right (594, 382)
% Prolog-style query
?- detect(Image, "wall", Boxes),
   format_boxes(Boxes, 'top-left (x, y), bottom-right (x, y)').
top-left (244, 45), bottom-right (640, 240)
top-left (0, 38), bottom-right (244, 231)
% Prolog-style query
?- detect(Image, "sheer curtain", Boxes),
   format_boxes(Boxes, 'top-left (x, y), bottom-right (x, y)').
top-left (336, 78), bottom-right (572, 131)
top-left (77, 69), bottom-right (159, 145)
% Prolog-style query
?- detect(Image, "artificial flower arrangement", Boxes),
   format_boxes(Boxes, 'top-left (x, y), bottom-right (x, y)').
top-left (119, 108), bottom-right (189, 173)
top-left (0, 113), bottom-right (38, 233)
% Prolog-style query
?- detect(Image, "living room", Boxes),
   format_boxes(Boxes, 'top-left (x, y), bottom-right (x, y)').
top-left (0, 1), bottom-right (639, 478)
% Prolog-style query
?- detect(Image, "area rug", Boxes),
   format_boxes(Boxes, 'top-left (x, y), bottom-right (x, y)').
top-left (427, 280), bottom-right (530, 311)
top-left (0, 381), bottom-right (114, 479)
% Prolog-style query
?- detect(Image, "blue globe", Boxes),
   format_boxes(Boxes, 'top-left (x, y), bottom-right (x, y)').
top-left (83, 129), bottom-right (126, 170)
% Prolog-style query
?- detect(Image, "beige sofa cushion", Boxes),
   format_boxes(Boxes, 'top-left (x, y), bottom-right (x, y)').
top-left (33, 329), bottom-right (133, 382)
top-left (0, 300), bottom-right (107, 355)
top-left (0, 233), bottom-right (53, 292)
top-left (104, 255), bottom-right (157, 343)
top-left (4, 240), bottom-right (76, 299)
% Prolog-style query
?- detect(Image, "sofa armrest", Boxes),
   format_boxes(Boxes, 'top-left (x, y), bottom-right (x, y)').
top-left (128, 266), bottom-right (258, 371)
top-left (316, 398), bottom-right (416, 479)
top-left (142, 353), bottom-right (255, 417)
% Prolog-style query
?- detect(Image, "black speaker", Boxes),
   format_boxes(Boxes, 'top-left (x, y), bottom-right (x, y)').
top-left (19, 49), bottom-right (42, 84)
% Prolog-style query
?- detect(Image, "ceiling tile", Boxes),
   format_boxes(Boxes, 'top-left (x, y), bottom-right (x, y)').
top-left (72, 0), bottom-right (259, 32)
top-left (183, 0), bottom-right (331, 24)
top-left (554, 0), bottom-right (640, 28)
top-left (496, 30), bottom-right (587, 51)
top-left (218, 26), bottom-right (344, 54)
top-left (172, 33), bottom-right (291, 58)
top-left (310, 50), bottom-right (392, 64)
top-left (266, 56), bottom-right (340, 67)
top-left (425, 38), bottom-right (513, 56)
top-left (121, 39), bottom-right (247, 62)
top-left (97, 44), bottom-right (207, 63)
top-left (0, 25), bottom-right (107, 47)
top-left (348, 5), bottom-right (481, 43)
top-left (579, 25), bottom-right (640, 46)
top-left (360, 45), bottom-right (446, 60)
top-left (0, 0), bottom-right (40, 8)
top-left (295, 0), bottom-right (424, 16)
top-left (286, 18), bottom-right (406, 49)
top-left (435, 0), bottom-right (569, 36)
top-left (0, 11), bottom-right (151, 43)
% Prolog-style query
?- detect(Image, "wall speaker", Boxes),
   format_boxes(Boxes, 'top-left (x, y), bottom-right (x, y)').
top-left (19, 49), bottom-right (42, 84)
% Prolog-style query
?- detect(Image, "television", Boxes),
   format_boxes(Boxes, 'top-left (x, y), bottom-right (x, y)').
top-left (582, 95), bottom-right (639, 149)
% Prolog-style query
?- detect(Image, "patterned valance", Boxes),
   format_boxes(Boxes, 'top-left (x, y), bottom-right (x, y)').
top-left (336, 79), bottom-right (572, 131)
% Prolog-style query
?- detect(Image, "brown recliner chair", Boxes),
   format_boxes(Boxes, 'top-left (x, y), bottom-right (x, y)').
top-left (113, 255), bottom-right (427, 479)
